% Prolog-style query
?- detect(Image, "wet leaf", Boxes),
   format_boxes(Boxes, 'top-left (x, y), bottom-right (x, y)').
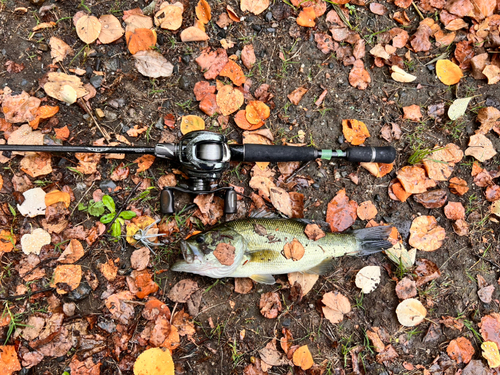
top-left (195, 48), bottom-right (228, 80)
top-left (270, 187), bottom-right (292, 217)
top-left (396, 298), bottom-right (427, 326)
top-left (304, 224), bottom-right (325, 241)
top-left (483, 65), bottom-right (500, 85)
top-left (408, 216), bottom-right (446, 251)
top-left (17, 187), bottom-right (46, 217)
top-left (43, 72), bottom-right (88, 104)
top-left (480, 314), bottom-right (500, 349)
top-left (322, 291), bottom-right (351, 324)
top-left (297, 6), bottom-right (316, 27)
top-left (216, 85), bottom-right (244, 116)
top-left (326, 189), bottom-right (357, 232)
top-left (360, 162), bottom-right (393, 178)
top-left (481, 341), bottom-right (500, 368)
top-left (403, 104), bottom-right (422, 121)
top-left (49, 37), bottom-right (73, 64)
top-left (133, 347), bottom-right (174, 375)
top-left (259, 291), bottom-right (282, 319)
top-left (342, 119), bottom-right (370, 145)
top-left (444, 202), bottom-right (465, 220)
top-left (478, 284), bottom-right (495, 304)
top-left (180, 115), bottom-right (205, 135)
top-left (123, 12), bottom-right (153, 32)
top-left (154, 4), bottom-right (183, 30)
top-left (410, 23), bottom-right (432, 52)
top-left (57, 239), bottom-right (84, 264)
top-left (448, 97), bottom-right (473, 120)
top-left (355, 266), bottom-right (381, 294)
top-left (391, 66), bottom-right (417, 82)
top-left (21, 228), bottom-right (51, 255)
top-left (413, 189), bottom-right (447, 209)
top-left (76, 15), bottom-right (101, 44)
top-left (395, 277), bottom-right (417, 299)
top-left (180, 26), bottom-right (209, 42)
top-left (51, 264), bottom-right (82, 294)
top-left (99, 259), bottom-right (118, 281)
top-left (45, 190), bottom-right (70, 208)
top-left (133, 50), bottom-right (174, 78)
top-left (128, 269), bottom-right (159, 298)
top-left (396, 166), bottom-right (431, 194)
top-left (4, 61), bottom-right (24, 73)
top-left (366, 330), bottom-right (385, 352)
top-left (167, 279), bottom-right (199, 303)
top-left (246, 101), bottom-right (270, 124)
top-left (436, 59), bottom-right (463, 85)
top-left (134, 155), bottom-right (155, 173)
top-left (241, 44), bottom-right (256, 69)
top-left (414, 258), bottom-right (441, 287)
top-left (235, 278), bottom-right (253, 294)
top-left (234, 110), bottom-right (264, 130)
top-left (2, 91), bottom-right (41, 123)
top-left (288, 272), bottom-right (318, 298)
top-left (0, 230), bottom-right (15, 254)
top-left (193, 81), bottom-right (216, 101)
top-left (349, 59), bottom-right (371, 90)
top-left (219, 60), bottom-right (246, 86)
top-left (283, 238), bottom-right (305, 261)
top-left (196, 0), bottom-right (211, 24)
top-left (293, 345), bottom-right (314, 370)
top-left (213, 242), bottom-right (236, 266)
top-left (370, 3), bottom-right (387, 14)
top-left (20, 152), bottom-right (52, 178)
top-left (287, 87), bottom-right (308, 105)
top-left (126, 28), bottom-right (157, 55)
top-left (447, 337), bottom-right (474, 364)
top-left (0, 346), bottom-right (21, 375)
top-left (465, 134), bottom-right (497, 162)
top-left (357, 200), bottom-right (377, 220)
top-left (99, 14), bottom-right (124, 44)
top-left (259, 339), bottom-right (290, 367)
top-left (240, 0), bottom-right (270, 15)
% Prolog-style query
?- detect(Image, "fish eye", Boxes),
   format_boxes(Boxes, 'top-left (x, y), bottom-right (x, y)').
top-left (195, 235), bottom-right (205, 244)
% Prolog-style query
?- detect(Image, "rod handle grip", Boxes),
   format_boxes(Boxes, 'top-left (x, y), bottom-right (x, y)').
top-left (346, 146), bottom-right (396, 163)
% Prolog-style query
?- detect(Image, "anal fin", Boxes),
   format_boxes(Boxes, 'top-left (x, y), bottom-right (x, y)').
top-left (304, 258), bottom-right (333, 275)
top-left (250, 274), bottom-right (276, 285)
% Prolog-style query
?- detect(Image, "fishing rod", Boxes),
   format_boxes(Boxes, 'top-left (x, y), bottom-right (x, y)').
top-left (0, 131), bottom-right (396, 215)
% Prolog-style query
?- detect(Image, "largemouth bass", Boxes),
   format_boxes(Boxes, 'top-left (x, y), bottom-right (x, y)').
top-left (171, 219), bottom-right (392, 284)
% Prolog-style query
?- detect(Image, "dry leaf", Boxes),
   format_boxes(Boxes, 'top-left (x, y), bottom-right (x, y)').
top-left (241, 44), bottom-right (256, 69)
top-left (126, 28), bottom-right (157, 55)
top-left (304, 224), bottom-right (325, 241)
top-left (259, 291), bottom-right (282, 319)
top-left (403, 104), bottom-right (422, 121)
top-left (288, 272), bottom-right (319, 298)
top-left (483, 65), bottom-right (500, 85)
top-left (2, 91), bottom-right (41, 123)
top-left (76, 15), bottom-right (101, 44)
top-left (134, 155), bottom-right (155, 173)
top-left (395, 277), bottom-right (417, 299)
top-left (409, 216), bottom-right (445, 251)
top-left (180, 115), bottom-right (205, 135)
top-left (396, 298), bottom-right (427, 326)
top-left (51, 265), bottom-right (82, 294)
top-left (43, 72), bottom-right (88, 104)
top-left (134, 50), bottom-right (174, 78)
top-left (234, 278), bottom-right (253, 294)
top-left (360, 162), bottom-right (393, 178)
top-left (213, 242), bottom-right (235, 266)
top-left (283, 238), bottom-right (305, 261)
top-left (293, 346), bottom-right (314, 370)
top-left (370, 3), bottom-right (388, 14)
top-left (180, 27), bottom-right (209, 42)
top-left (49, 37), bottom-right (73, 64)
top-left (219, 60), bottom-right (246, 86)
top-left (196, 0), bottom-right (211, 24)
top-left (349, 59), bottom-right (371, 90)
top-left (21, 228), bottom-right (51, 255)
top-left (447, 337), bottom-right (474, 364)
top-left (322, 291), bottom-right (351, 324)
top-left (98, 14), bottom-right (124, 44)
top-left (167, 279), bottom-right (199, 303)
top-left (465, 134), bottom-right (497, 162)
top-left (270, 187), bottom-right (292, 217)
top-left (355, 266), bottom-right (381, 293)
top-left (99, 259), bottom-right (118, 281)
top-left (240, 0), bottom-right (270, 15)
top-left (287, 87), bottom-right (308, 105)
top-left (216, 85), bottom-right (244, 115)
top-left (297, 6), bottom-right (316, 27)
top-left (123, 13), bottom-right (153, 32)
top-left (57, 239), bottom-right (84, 264)
top-left (131, 247), bottom-right (150, 271)
top-left (436, 59), bottom-right (463, 85)
top-left (391, 66), bottom-right (417, 82)
top-left (133, 348), bottom-right (174, 375)
top-left (326, 189), bottom-right (357, 232)
top-left (342, 119), bottom-right (370, 145)
top-left (155, 5), bottom-right (183, 30)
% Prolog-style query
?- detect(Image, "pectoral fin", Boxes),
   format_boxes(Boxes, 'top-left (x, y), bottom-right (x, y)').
top-left (304, 258), bottom-right (333, 275)
top-left (250, 274), bottom-right (276, 284)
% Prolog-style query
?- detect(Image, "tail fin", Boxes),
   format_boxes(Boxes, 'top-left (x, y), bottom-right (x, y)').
top-left (351, 226), bottom-right (393, 256)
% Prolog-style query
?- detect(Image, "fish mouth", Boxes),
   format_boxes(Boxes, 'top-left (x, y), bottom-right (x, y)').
top-left (180, 240), bottom-right (195, 264)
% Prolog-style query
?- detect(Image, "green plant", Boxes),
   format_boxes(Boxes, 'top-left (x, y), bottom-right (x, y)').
top-left (464, 320), bottom-right (482, 342)
top-left (228, 338), bottom-right (244, 367)
top-left (354, 293), bottom-right (364, 310)
top-left (2, 304), bottom-right (28, 344)
top-left (175, 99), bottom-right (194, 111)
top-left (79, 0), bottom-right (91, 13)
top-left (406, 327), bottom-right (421, 340)
top-left (408, 146), bottom-right (445, 165)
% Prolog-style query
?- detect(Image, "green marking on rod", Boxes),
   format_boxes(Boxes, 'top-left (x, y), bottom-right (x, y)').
top-left (321, 149), bottom-right (333, 160)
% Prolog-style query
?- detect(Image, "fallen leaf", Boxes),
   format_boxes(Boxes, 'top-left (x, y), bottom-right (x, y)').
top-left (297, 6), bottom-right (316, 27)
top-left (49, 37), bottom-right (73, 64)
top-left (376, 345), bottom-right (399, 364)
top-left (45, 190), bottom-right (70, 208)
top-left (216, 85), bottom-right (244, 115)
top-left (235, 278), bottom-right (253, 294)
top-left (1, 91), bottom-right (41, 123)
top-left (480, 313), bottom-right (500, 348)
top-left (99, 259), bottom-right (118, 281)
top-left (259, 339), bottom-right (290, 367)
top-left (396, 298), bottom-right (427, 326)
top-left (155, 4), bottom-right (183, 30)
top-left (391, 66), bottom-right (417, 82)
top-left (410, 23), bottom-right (432, 52)
top-left (43, 72), bottom-right (88, 104)
top-left (128, 269), bottom-right (159, 298)
top-left (448, 97), bottom-right (473, 120)
top-left (246, 101), bottom-right (270, 124)
top-left (342, 119), bottom-right (370, 145)
top-left (465, 134), bottom-right (497, 162)
top-left (413, 189), bottom-right (447, 208)
top-left (51, 264), bottom-right (82, 294)
top-left (482, 341), bottom-right (500, 368)
top-left (133, 347), bottom-right (174, 375)
top-left (288, 272), bottom-right (319, 298)
top-left (167, 279), bottom-right (199, 303)
top-left (4, 61), bottom-right (25, 73)
top-left (444, 202), bottom-right (465, 220)
top-left (355, 266), bottom-right (381, 294)
top-left (447, 337), bottom-right (474, 364)
top-left (126, 28), bottom-right (157, 55)
top-left (180, 115), bottom-right (205, 135)
top-left (349, 59), bottom-right (371, 90)
top-left (21, 228), bottom-right (51, 255)
top-left (76, 15), bottom-right (101, 44)
top-left (322, 291), bottom-right (351, 324)
top-left (436, 59), bottom-right (463, 85)
top-left (241, 44), bottom-right (256, 69)
top-left (395, 277), bottom-right (417, 299)
top-left (32, 21), bottom-right (56, 31)
top-left (483, 65), bottom-right (500, 85)
top-left (134, 155), bottom-right (155, 173)
top-left (408, 216), bottom-right (446, 251)
top-left (131, 247), bottom-right (150, 271)
top-left (270, 187), bottom-right (292, 217)
top-left (17, 187), bottom-right (46, 217)
top-left (219, 60), bottom-right (246, 86)
top-left (196, 0), bottom-right (211, 24)
top-left (259, 292), bottom-right (282, 319)
top-left (213, 242), bottom-right (236, 266)
top-left (370, 3), bottom-right (388, 14)
top-left (283, 238), bottom-right (305, 261)
top-left (234, 110), bottom-right (263, 130)
top-left (326, 189), bottom-right (357, 232)
top-left (20, 152), bottom-right (52, 178)
top-left (133, 50), bottom-right (173, 78)
top-left (478, 284), bottom-right (495, 304)
top-left (304, 224), bottom-right (325, 241)
top-left (360, 162), bottom-right (394, 178)
top-left (180, 26), bottom-right (209, 42)
top-left (293, 345), bottom-right (314, 370)
top-left (195, 48), bottom-right (228, 80)
top-left (193, 81), bottom-right (216, 101)
top-left (287, 87), bottom-right (308, 105)
top-left (98, 14), bottom-right (124, 44)
top-left (366, 330), bottom-right (386, 352)
top-left (403, 104), bottom-right (422, 121)
top-left (0, 346), bottom-right (21, 375)
top-left (57, 239), bottom-right (84, 264)
top-left (240, 0), bottom-right (270, 15)
top-left (370, 44), bottom-right (391, 60)
top-left (357, 201), bottom-right (377, 220)
top-left (0, 230), bottom-right (15, 254)
top-left (123, 12), bottom-right (153, 32)
top-left (396, 166), bottom-right (431, 194)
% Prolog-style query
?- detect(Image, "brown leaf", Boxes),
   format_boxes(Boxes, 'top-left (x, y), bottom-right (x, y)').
top-left (51, 265), bottom-right (82, 294)
top-left (444, 202), bottom-right (465, 220)
top-left (155, 4), bottom-right (183, 30)
top-left (322, 291), bottom-right (351, 324)
top-left (465, 134), bottom-right (497, 162)
top-left (2, 91), bottom-right (41, 123)
top-left (453, 219), bottom-right (469, 236)
top-left (131, 247), bottom-right (150, 271)
top-left (57, 239), bottom-right (84, 264)
top-left (480, 313), bottom-right (500, 347)
top-left (99, 14), bottom-right (124, 44)
top-left (415, 258), bottom-right (441, 287)
top-left (410, 23), bottom-right (432, 52)
top-left (413, 189), bottom-right (447, 209)
top-left (213, 242), bottom-right (236, 266)
top-left (449, 177), bottom-right (469, 195)
top-left (477, 107), bottom-right (500, 134)
top-left (219, 60), bottom-right (246, 86)
top-left (396, 166), bottom-right (432, 194)
top-left (167, 279), bottom-right (199, 303)
top-left (199, 93), bottom-right (219, 117)
top-left (478, 285), bottom-right (495, 303)
top-left (287, 87), bottom-right (308, 105)
top-left (389, 179), bottom-right (411, 202)
top-left (126, 28), bottom-right (157, 55)
top-left (195, 48), bottom-right (228, 80)
top-left (283, 238), bottom-right (305, 261)
top-left (0, 346), bottom-right (22, 374)
top-left (376, 345), bottom-right (399, 363)
top-left (49, 37), bottom-right (73, 64)
top-left (259, 291), bottom-right (282, 319)
top-left (193, 81), bottom-right (216, 101)
top-left (485, 185), bottom-right (500, 202)
top-left (235, 278), bottom-right (253, 294)
top-left (403, 104), bottom-right (422, 121)
top-left (193, 193), bottom-right (224, 226)
top-left (134, 154), bottom-right (155, 173)
top-left (326, 189), bottom-right (357, 232)
top-left (395, 277), bottom-right (417, 299)
top-left (20, 153), bottom-right (52, 178)
top-left (241, 0), bottom-right (270, 15)
top-left (408, 216), bottom-right (446, 251)
top-left (304, 224), bottom-right (325, 241)
top-left (360, 162), bottom-right (394, 178)
top-left (447, 337), bottom-right (474, 364)
top-left (270, 187), bottom-right (292, 217)
top-left (241, 44), bottom-right (256, 69)
top-left (76, 15), bottom-right (101, 44)
top-left (105, 291), bottom-right (135, 324)
top-left (128, 269), bottom-right (159, 299)
top-left (366, 329), bottom-right (385, 352)
top-left (454, 41), bottom-right (474, 70)
top-left (370, 3), bottom-right (387, 14)
top-left (349, 59), bottom-right (371, 89)
top-left (180, 26), bottom-right (209, 42)
top-left (99, 259), bottom-right (118, 281)
top-left (288, 272), bottom-right (319, 298)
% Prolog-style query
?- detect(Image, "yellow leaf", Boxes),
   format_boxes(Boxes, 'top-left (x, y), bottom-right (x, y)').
top-left (436, 59), bottom-right (463, 85)
top-left (292, 345), bottom-right (314, 370)
top-left (482, 341), bottom-right (500, 368)
top-left (180, 115), bottom-right (205, 135)
top-left (133, 347), bottom-right (175, 375)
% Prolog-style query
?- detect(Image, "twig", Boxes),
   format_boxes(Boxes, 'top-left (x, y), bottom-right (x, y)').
top-left (285, 160), bottom-right (314, 182)
top-left (412, 1), bottom-right (424, 20)
top-left (0, 287), bottom-right (55, 302)
top-left (474, 254), bottom-right (500, 270)
top-left (78, 98), bottom-right (111, 141)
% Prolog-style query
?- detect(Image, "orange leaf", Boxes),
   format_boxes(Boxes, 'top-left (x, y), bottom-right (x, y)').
top-left (293, 345), bottom-right (314, 370)
top-left (125, 28), bottom-right (157, 55)
top-left (131, 269), bottom-right (159, 298)
top-left (408, 215), bottom-right (446, 251)
top-left (76, 15), bottom-right (101, 44)
top-left (51, 264), bottom-right (82, 294)
top-left (436, 59), bottom-right (463, 85)
top-left (219, 60), bottom-right (246, 86)
top-left (38, 105), bottom-right (59, 119)
top-left (0, 230), bottom-right (15, 254)
top-left (326, 189), bottom-right (357, 232)
top-left (234, 110), bottom-right (264, 130)
top-left (180, 115), bottom-right (205, 135)
top-left (245, 100), bottom-right (270, 124)
top-left (447, 337), bottom-right (474, 364)
top-left (342, 119), bottom-right (370, 145)
top-left (57, 239), bottom-right (84, 264)
top-left (297, 6), bottom-right (316, 27)
top-left (193, 81), bottom-right (216, 101)
top-left (196, 0), bottom-right (211, 24)
top-left (133, 348), bottom-right (175, 375)
top-left (357, 200), bottom-right (378, 220)
top-left (154, 4), bottom-right (183, 30)
top-left (0, 346), bottom-right (21, 374)
top-left (349, 59), bottom-right (371, 90)
top-left (216, 85), bottom-right (244, 116)
top-left (283, 238), bottom-right (305, 261)
top-left (134, 155), bottom-right (156, 173)
top-left (180, 26), bottom-right (209, 42)
top-left (54, 125), bottom-right (70, 141)
top-left (45, 190), bottom-right (71, 208)
top-left (99, 14), bottom-right (124, 44)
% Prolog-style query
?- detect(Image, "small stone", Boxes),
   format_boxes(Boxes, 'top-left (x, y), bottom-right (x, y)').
top-left (90, 75), bottom-right (103, 89)
top-left (104, 58), bottom-right (119, 72)
top-left (108, 98), bottom-right (125, 109)
top-left (67, 281), bottom-right (92, 301)
top-left (272, 22), bottom-right (278, 28)
top-left (178, 76), bottom-right (190, 91)
top-left (266, 28), bottom-right (276, 33)
top-left (252, 24), bottom-right (262, 31)
top-left (100, 180), bottom-right (117, 193)
top-left (329, 63), bottom-right (335, 69)
top-left (181, 55), bottom-right (190, 64)
top-left (95, 108), bottom-right (105, 118)
top-left (266, 12), bottom-right (273, 21)
top-left (104, 109), bottom-right (117, 121)
top-left (63, 302), bottom-right (76, 316)
top-left (427, 64), bottom-right (435, 71)
top-left (38, 43), bottom-right (49, 52)
top-left (86, 66), bottom-right (93, 78)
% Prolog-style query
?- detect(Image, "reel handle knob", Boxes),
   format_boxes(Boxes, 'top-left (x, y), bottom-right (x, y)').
top-left (160, 189), bottom-right (174, 215)
top-left (224, 189), bottom-right (237, 214)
